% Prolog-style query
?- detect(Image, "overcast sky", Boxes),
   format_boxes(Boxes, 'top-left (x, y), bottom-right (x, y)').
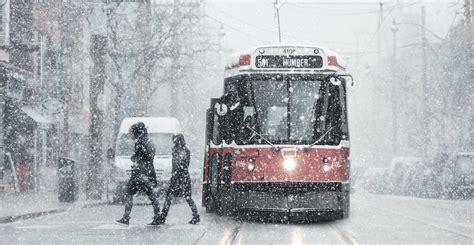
top-left (203, 0), bottom-right (464, 67)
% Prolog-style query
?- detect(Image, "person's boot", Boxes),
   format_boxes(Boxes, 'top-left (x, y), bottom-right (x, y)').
top-left (189, 215), bottom-right (200, 224)
top-left (115, 217), bottom-right (129, 226)
top-left (147, 215), bottom-right (165, 226)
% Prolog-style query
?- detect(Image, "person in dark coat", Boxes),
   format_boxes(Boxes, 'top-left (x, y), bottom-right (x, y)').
top-left (116, 122), bottom-right (162, 226)
top-left (157, 134), bottom-right (200, 224)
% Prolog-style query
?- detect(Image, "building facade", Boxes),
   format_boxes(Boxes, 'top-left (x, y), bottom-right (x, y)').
top-left (0, 1), bottom-right (90, 192)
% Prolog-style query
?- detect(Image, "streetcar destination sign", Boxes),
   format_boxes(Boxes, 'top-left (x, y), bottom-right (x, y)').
top-left (255, 55), bottom-right (323, 69)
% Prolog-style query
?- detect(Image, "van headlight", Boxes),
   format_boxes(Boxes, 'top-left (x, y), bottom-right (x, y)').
top-left (283, 157), bottom-right (297, 171)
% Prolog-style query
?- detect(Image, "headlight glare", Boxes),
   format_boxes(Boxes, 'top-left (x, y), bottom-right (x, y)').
top-left (283, 157), bottom-right (297, 171)
top-left (247, 162), bottom-right (255, 172)
top-left (323, 163), bottom-right (331, 172)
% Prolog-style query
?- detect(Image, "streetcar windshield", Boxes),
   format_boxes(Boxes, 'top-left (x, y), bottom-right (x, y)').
top-left (224, 75), bottom-right (348, 145)
top-left (252, 79), bottom-right (321, 142)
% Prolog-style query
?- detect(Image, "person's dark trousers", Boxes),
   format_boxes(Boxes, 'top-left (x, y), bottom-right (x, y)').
top-left (161, 188), bottom-right (199, 219)
top-left (122, 177), bottom-right (160, 221)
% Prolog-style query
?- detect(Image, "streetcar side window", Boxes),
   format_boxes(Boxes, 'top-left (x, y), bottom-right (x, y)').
top-left (326, 83), bottom-right (343, 144)
top-left (315, 80), bottom-right (346, 145)
top-left (314, 82), bottom-right (330, 141)
top-left (212, 113), bottom-right (221, 145)
top-left (338, 81), bottom-right (349, 139)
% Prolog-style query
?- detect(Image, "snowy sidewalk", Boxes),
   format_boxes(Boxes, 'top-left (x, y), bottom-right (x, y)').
top-left (0, 191), bottom-right (108, 224)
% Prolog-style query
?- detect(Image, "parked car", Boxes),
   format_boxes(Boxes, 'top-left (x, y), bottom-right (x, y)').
top-left (388, 157), bottom-right (422, 195)
top-left (403, 163), bottom-right (427, 197)
top-left (362, 167), bottom-right (389, 194)
top-left (440, 152), bottom-right (473, 199)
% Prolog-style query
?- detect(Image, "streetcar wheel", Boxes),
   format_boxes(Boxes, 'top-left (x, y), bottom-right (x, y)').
top-left (205, 194), bottom-right (218, 213)
top-left (217, 189), bottom-right (235, 216)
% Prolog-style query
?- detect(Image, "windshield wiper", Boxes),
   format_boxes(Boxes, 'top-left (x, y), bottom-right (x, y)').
top-left (306, 126), bottom-right (335, 149)
top-left (245, 125), bottom-right (280, 151)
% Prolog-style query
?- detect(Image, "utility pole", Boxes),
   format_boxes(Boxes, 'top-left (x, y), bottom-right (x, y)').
top-left (87, 3), bottom-right (107, 200)
top-left (136, 0), bottom-right (151, 116)
top-left (170, 0), bottom-right (181, 117)
top-left (377, 0), bottom-right (384, 62)
top-left (391, 24), bottom-right (399, 155)
top-left (420, 6), bottom-right (429, 157)
top-left (463, 0), bottom-right (473, 150)
top-left (274, 0), bottom-right (282, 44)
top-left (468, 0), bottom-right (474, 149)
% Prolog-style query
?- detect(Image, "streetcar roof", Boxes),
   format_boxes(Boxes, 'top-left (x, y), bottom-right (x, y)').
top-left (224, 45), bottom-right (347, 78)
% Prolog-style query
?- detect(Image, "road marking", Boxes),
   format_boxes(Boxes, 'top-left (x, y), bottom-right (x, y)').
top-left (93, 224), bottom-right (136, 230)
top-left (226, 221), bottom-right (242, 245)
top-left (17, 225), bottom-right (62, 229)
top-left (194, 231), bottom-right (207, 245)
top-left (329, 224), bottom-right (359, 245)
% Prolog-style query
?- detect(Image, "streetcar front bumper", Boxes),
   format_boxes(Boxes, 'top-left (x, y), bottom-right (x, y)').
top-left (229, 181), bottom-right (349, 221)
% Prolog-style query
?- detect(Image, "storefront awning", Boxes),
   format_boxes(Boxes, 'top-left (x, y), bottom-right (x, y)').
top-left (21, 106), bottom-right (52, 124)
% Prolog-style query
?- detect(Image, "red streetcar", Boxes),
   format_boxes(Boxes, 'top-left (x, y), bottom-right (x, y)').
top-left (202, 45), bottom-right (352, 221)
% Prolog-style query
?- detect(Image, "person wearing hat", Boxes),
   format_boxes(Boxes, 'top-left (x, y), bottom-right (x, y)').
top-left (116, 122), bottom-right (162, 226)
top-left (156, 134), bottom-right (200, 224)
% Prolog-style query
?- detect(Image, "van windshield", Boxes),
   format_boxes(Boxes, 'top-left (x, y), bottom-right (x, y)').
top-left (116, 133), bottom-right (174, 156)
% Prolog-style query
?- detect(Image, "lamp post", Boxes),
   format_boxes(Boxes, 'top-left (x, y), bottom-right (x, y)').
top-left (421, 6), bottom-right (428, 158)
top-left (274, 0), bottom-right (282, 44)
top-left (87, 3), bottom-right (107, 200)
top-left (390, 23), bottom-right (399, 156)
top-left (392, 7), bottom-right (443, 158)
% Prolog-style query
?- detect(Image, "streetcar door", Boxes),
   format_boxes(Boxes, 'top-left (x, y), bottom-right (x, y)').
top-left (204, 98), bottom-right (223, 211)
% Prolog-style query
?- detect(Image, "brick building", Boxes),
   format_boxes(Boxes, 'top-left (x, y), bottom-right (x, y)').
top-left (0, 1), bottom-right (90, 192)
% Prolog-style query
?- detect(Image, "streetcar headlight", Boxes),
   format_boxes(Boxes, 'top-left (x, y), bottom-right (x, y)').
top-left (323, 163), bottom-right (331, 172)
top-left (247, 162), bottom-right (255, 172)
top-left (283, 157), bottom-right (297, 171)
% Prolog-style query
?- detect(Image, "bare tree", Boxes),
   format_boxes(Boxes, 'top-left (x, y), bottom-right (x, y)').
top-left (104, 1), bottom-right (207, 143)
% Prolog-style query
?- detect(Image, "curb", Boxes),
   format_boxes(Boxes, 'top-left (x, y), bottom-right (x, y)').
top-left (0, 200), bottom-right (110, 224)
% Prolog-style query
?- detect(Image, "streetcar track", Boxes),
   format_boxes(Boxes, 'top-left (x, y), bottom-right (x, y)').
top-left (193, 230), bottom-right (207, 245)
top-left (364, 203), bottom-right (473, 240)
top-left (225, 221), bottom-right (243, 245)
top-left (329, 223), bottom-right (359, 245)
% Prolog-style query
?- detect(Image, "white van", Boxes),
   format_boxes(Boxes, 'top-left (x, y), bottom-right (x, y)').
top-left (111, 117), bottom-right (182, 203)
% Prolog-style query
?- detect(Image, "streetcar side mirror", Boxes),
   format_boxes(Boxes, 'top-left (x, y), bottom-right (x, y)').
top-left (345, 75), bottom-right (355, 87)
top-left (215, 95), bottom-right (230, 117)
top-left (328, 75), bottom-right (355, 87)
top-left (214, 102), bottom-right (228, 116)
top-left (329, 77), bottom-right (342, 86)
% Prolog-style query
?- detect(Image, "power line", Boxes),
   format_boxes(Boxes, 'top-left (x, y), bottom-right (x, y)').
top-left (206, 1), bottom-right (389, 5)
top-left (208, 5), bottom-right (376, 45)
top-left (205, 15), bottom-right (272, 43)
top-left (356, 1), bottom-right (421, 61)
top-left (204, 0), bottom-right (464, 4)
top-left (284, 1), bottom-right (423, 16)
top-left (340, 43), bottom-right (420, 55)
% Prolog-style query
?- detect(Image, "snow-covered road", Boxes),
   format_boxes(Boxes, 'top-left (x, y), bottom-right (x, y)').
top-left (0, 192), bottom-right (471, 244)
